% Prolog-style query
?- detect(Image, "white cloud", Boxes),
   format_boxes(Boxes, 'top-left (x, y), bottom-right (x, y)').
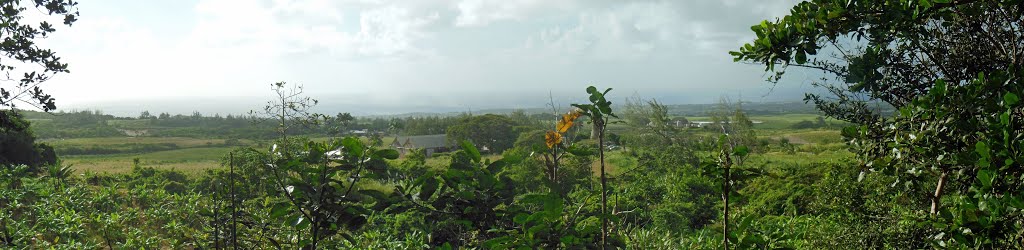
top-left (454, 0), bottom-right (554, 27)
top-left (31, 0), bottom-right (811, 114)
top-left (354, 6), bottom-right (440, 57)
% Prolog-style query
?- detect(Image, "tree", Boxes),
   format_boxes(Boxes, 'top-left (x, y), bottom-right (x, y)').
top-left (446, 114), bottom-right (517, 154)
top-left (622, 96), bottom-right (678, 147)
top-left (572, 86), bottom-right (617, 249)
top-left (266, 138), bottom-right (398, 249)
top-left (733, 0), bottom-right (1024, 247)
top-left (328, 112), bottom-right (354, 136)
top-left (0, 0), bottom-right (79, 112)
top-left (708, 98), bottom-right (756, 151)
top-left (251, 81), bottom-right (322, 147)
top-left (0, 110), bottom-right (55, 169)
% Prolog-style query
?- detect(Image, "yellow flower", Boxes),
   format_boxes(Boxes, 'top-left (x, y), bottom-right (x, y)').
top-left (556, 119), bottom-right (573, 133)
top-left (556, 110), bottom-right (582, 133)
top-left (545, 130), bottom-right (563, 148)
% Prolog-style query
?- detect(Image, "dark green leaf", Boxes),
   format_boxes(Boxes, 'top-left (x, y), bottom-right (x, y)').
top-left (733, 145), bottom-right (750, 157)
top-left (419, 177), bottom-right (438, 201)
top-left (1005, 92), bottom-right (1019, 106)
top-left (342, 137), bottom-right (364, 156)
top-left (978, 169), bottom-right (994, 189)
top-left (373, 148), bottom-right (400, 160)
top-left (460, 140), bottom-right (481, 163)
top-left (270, 202), bottom-right (290, 218)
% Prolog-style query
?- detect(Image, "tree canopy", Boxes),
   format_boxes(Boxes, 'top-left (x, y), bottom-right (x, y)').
top-left (446, 114), bottom-right (517, 154)
top-left (733, 0), bottom-right (1024, 247)
top-left (0, 0), bottom-right (79, 112)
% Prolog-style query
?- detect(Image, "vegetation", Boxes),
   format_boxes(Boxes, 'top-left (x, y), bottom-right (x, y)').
top-left (0, 0), bottom-right (78, 112)
top-left (1, 0), bottom-right (1022, 249)
top-left (733, 0), bottom-right (1024, 247)
top-left (446, 114), bottom-right (518, 154)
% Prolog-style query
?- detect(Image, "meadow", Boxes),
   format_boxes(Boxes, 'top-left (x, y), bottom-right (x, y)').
top-left (40, 114), bottom-right (844, 178)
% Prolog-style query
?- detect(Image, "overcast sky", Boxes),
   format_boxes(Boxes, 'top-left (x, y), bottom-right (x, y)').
top-left (35, 0), bottom-right (817, 115)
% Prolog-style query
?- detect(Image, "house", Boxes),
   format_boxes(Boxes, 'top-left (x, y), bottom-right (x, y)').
top-left (390, 134), bottom-right (452, 158)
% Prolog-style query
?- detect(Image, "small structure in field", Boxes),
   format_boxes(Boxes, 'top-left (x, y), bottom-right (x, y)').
top-left (390, 134), bottom-right (451, 158)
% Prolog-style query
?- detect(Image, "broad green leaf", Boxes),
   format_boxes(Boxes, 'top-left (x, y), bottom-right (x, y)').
top-left (460, 140), bottom-right (481, 163)
top-left (270, 202), bottom-right (290, 218)
top-left (419, 177), bottom-right (438, 201)
top-left (1004, 92), bottom-right (1019, 106)
top-left (978, 169), bottom-right (994, 189)
top-left (373, 149), bottom-right (400, 160)
top-left (346, 215), bottom-right (367, 231)
top-left (514, 213), bottom-right (529, 224)
top-left (976, 142), bottom-right (991, 167)
top-left (733, 145), bottom-right (750, 157)
top-left (342, 137), bottom-right (364, 156)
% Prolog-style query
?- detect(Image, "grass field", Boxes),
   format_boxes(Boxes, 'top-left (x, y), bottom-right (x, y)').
top-left (65, 147), bottom-right (234, 175)
top-left (683, 114), bottom-right (843, 130)
top-left (47, 113), bottom-right (849, 176)
top-left (41, 137), bottom-right (250, 148)
top-left (53, 136), bottom-right (399, 175)
top-left (41, 137), bottom-right (254, 175)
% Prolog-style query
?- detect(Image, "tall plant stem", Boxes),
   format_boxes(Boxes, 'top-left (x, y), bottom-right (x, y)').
top-left (931, 170), bottom-right (949, 216)
top-left (721, 149), bottom-right (732, 250)
top-left (599, 120), bottom-right (608, 249)
top-left (230, 152), bottom-right (237, 249)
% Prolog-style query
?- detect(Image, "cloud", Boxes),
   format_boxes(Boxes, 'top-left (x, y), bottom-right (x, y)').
top-left (454, 0), bottom-right (562, 27)
top-left (35, 0), bottom-right (811, 115)
top-left (353, 6), bottom-right (440, 57)
top-left (188, 0), bottom-right (443, 59)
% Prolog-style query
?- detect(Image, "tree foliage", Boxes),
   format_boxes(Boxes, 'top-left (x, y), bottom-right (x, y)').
top-left (0, 0), bottom-right (79, 112)
top-left (734, 0), bottom-right (1024, 247)
top-left (446, 114), bottom-right (517, 154)
top-left (0, 110), bottom-right (55, 169)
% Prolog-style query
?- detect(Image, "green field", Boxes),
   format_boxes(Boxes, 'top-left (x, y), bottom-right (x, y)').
top-left (49, 136), bottom-right (406, 175)
top-left (43, 114), bottom-right (845, 176)
top-left (683, 114), bottom-right (843, 130)
top-left (39, 137), bottom-right (250, 175)
top-left (40, 137), bottom-right (248, 148)
top-left (65, 147), bottom-right (233, 175)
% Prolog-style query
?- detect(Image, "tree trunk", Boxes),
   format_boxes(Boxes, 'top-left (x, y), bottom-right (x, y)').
top-left (722, 165), bottom-right (730, 250)
top-left (931, 170), bottom-right (949, 216)
top-left (721, 150), bottom-right (732, 250)
top-left (552, 148), bottom-right (559, 184)
top-left (230, 153), bottom-right (237, 249)
top-left (599, 121), bottom-right (608, 249)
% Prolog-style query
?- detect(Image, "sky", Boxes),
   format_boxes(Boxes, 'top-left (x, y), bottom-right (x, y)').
top-left (32, 0), bottom-right (818, 116)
